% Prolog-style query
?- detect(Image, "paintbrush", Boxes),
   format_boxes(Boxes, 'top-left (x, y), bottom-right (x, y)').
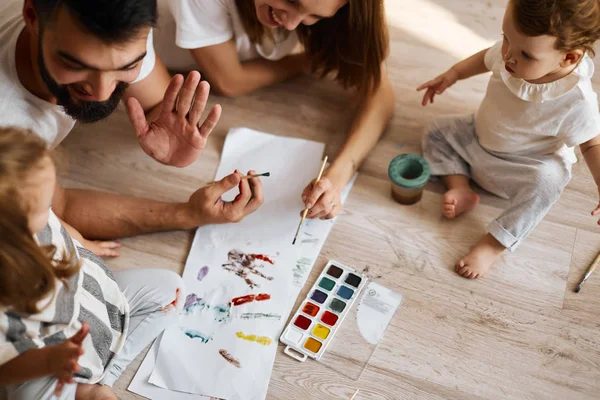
top-left (292, 156), bottom-right (328, 245)
top-left (575, 252), bottom-right (600, 293)
top-left (210, 172), bottom-right (270, 184)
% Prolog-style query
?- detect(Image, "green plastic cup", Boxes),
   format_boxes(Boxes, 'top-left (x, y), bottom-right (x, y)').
top-left (388, 154), bottom-right (431, 205)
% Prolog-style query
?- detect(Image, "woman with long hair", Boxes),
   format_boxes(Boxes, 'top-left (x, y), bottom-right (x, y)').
top-left (155, 0), bottom-right (395, 219)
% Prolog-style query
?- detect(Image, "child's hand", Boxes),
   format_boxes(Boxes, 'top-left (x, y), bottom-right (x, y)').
top-left (47, 323), bottom-right (89, 395)
top-left (591, 188), bottom-right (600, 225)
top-left (417, 68), bottom-right (460, 106)
top-left (83, 240), bottom-right (121, 258)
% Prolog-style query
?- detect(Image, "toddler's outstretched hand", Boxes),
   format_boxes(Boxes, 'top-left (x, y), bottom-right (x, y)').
top-left (591, 187), bottom-right (600, 225)
top-left (417, 68), bottom-right (459, 106)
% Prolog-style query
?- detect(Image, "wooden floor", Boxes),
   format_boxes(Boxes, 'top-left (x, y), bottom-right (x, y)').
top-left (59, 0), bottom-right (600, 399)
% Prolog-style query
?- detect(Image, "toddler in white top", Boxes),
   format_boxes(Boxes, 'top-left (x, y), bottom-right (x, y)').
top-left (419, 0), bottom-right (600, 279)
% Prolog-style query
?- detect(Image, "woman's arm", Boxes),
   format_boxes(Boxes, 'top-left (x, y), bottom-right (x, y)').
top-left (303, 65), bottom-right (396, 219)
top-left (189, 39), bottom-right (307, 97)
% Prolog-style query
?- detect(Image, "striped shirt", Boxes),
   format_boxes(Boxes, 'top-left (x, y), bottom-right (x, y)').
top-left (0, 210), bottom-right (129, 383)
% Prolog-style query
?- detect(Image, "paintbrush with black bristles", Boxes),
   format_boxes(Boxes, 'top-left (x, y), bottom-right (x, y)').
top-left (209, 172), bottom-right (270, 184)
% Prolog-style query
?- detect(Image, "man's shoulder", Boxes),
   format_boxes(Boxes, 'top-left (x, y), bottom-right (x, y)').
top-left (0, 1), bottom-right (23, 37)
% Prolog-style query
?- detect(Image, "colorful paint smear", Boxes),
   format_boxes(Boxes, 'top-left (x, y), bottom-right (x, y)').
top-left (235, 332), bottom-right (272, 346)
top-left (183, 293), bottom-right (231, 322)
top-left (197, 266), bottom-right (209, 281)
top-left (219, 349), bottom-right (241, 368)
top-left (249, 254), bottom-right (275, 264)
top-left (294, 257), bottom-right (312, 286)
top-left (222, 250), bottom-right (274, 289)
top-left (231, 293), bottom-right (271, 306)
top-left (239, 312), bottom-right (281, 320)
top-left (183, 329), bottom-right (213, 343)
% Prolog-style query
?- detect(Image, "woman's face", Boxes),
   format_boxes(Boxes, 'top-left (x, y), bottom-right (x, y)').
top-left (254, 0), bottom-right (347, 31)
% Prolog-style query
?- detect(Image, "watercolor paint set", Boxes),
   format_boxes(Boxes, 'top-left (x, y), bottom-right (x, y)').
top-left (280, 260), bottom-right (368, 362)
top-left (280, 260), bottom-right (404, 380)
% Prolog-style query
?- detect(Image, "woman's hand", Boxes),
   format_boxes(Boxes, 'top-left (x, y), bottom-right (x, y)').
top-left (301, 176), bottom-right (342, 220)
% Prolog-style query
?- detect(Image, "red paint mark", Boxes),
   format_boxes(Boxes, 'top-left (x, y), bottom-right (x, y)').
top-left (250, 254), bottom-right (275, 264)
top-left (231, 293), bottom-right (271, 306)
top-left (232, 295), bottom-right (255, 306)
top-left (170, 289), bottom-right (180, 307)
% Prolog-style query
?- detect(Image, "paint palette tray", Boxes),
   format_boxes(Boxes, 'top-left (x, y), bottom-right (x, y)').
top-left (280, 260), bottom-right (368, 363)
top-left (280, 261), bottom-right (404, 380)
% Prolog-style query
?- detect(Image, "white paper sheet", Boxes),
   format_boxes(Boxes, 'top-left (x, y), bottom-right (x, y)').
top-left (127, 335), bottom-right (211, 400)
top-left (148, 129), bottom-right (324, 400)
top-left (129, 129), bottom-right (357, 400)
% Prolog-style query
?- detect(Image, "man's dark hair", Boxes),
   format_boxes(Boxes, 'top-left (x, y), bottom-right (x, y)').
top-left (32, 0), bottom-right (157, 43)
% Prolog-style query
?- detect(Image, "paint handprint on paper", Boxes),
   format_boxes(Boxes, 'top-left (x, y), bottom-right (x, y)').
top-left (221, 250), bottom-right (275, 289)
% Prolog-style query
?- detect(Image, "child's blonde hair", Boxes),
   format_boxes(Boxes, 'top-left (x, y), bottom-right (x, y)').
top-left (513, 0), bottom-right (600, 56)
top-left (0, 127), bottom-right (79, 314)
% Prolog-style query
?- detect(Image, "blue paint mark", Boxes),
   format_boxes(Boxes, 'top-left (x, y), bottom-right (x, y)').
top-left (183, 329), bottom-right (213, 343)
top-left (183, 293), bottom-right (231, 322)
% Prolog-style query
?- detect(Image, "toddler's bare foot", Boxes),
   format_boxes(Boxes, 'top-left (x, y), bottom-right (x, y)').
top-left (442, 187), bottom-right (480, 219)
top-left (455, 234), bottom-right (505, 279)
top-left (76, 384), bottom-right (117, 400)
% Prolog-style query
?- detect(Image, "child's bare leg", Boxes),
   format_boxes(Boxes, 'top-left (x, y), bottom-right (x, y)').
top-left (76, 384), bottom-right (117, 400)
top-left (441, 175), bottom-right (480, 219)
top-left (455, 233), bottom-right (505, 279)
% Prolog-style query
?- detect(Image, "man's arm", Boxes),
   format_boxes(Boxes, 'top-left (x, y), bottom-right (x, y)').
top-left (52, 171), bottom-right (264, 239)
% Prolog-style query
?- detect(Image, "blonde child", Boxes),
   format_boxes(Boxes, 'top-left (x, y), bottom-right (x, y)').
top-left (418, 0), bottom-right (600, 279)
top-left (0, 127), bottom-right (184, 399)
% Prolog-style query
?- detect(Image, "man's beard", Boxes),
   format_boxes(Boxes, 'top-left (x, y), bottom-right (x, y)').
top-left (37, 38), bottom-right (129, 123)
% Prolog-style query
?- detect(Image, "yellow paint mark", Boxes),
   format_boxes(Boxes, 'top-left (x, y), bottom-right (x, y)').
top-left (235, 331), bottom-right (273, 346)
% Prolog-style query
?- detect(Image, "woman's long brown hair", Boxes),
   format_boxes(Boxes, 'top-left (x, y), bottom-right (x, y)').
top-left (0, 127), bottom-right (79, 315)
top-left (235, 0), bottom-right (389, 94)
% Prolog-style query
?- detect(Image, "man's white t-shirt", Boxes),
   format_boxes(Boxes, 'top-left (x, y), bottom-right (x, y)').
top-left (0, 0), bottom-right (156, 148)
top-left (475, 41), bottom-right (600, 162)
top-left (154, 0), bottom-right (298, 71)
